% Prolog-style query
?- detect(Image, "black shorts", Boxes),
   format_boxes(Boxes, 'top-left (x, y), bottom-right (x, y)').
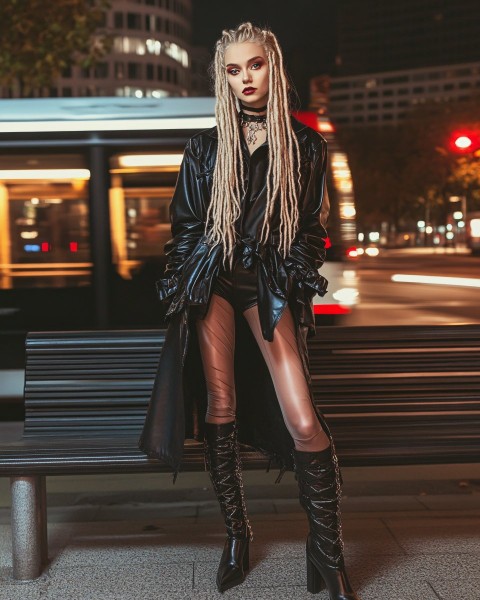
top-left (212, 259), bottom-right (258, 313)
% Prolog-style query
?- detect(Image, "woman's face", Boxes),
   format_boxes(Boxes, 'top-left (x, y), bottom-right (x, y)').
top-left (224, 42), bottom-right (269, 110)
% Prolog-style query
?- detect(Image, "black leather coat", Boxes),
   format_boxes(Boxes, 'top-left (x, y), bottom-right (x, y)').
top-left (138, 115), bottom-right (338, 483)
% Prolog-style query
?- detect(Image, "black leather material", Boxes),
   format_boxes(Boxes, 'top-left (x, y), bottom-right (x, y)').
top-left (138, 115), bottom-right (333, 478)
top-left (156, 114), bottom-right (329, 342)
top-left (203, 421), bottom-right (252, 592)
top-left (293, 447), bottom-right (359, 599)
top-left (211, 251), bottom-right (259, 312)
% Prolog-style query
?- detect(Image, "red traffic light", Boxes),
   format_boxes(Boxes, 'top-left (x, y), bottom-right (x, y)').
top-left (449, 131), bottom-right (480, 154)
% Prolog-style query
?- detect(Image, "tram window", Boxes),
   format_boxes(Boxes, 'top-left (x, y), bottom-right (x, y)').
top-left (109, 153), bottom-right (183, 280)
top-left (0, 154), bottom-right (91, 290)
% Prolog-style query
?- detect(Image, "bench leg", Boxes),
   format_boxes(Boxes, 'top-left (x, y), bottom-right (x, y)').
top-left (9, 475), bottom-right (48, 580)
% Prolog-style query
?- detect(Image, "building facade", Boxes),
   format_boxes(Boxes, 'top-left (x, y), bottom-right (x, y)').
top-left (322, 0), bottom-right (480, 127)
top-left (327, 60), bottom-right (480, 128)
top-left (2, 0), bottom-right (196, 98)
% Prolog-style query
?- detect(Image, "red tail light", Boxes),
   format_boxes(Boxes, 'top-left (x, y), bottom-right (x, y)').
top-left (346, 246), bottom-right (358, 258)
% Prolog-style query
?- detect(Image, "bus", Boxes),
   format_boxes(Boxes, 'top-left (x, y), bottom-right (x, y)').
top-left (293, 111), bottom-right (358, 324)
top-left (466, 212), bottom-right (480, 255)
top-left (0, 97), bottom-right (357, 410)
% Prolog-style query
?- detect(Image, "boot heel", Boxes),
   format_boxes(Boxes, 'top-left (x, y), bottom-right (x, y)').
top-left (242, 539), bottom-right (250, 571)
top-left (306, 552), bottom-right (325, 594)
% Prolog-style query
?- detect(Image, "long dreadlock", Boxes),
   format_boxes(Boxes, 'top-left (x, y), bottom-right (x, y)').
top-left (205, 21), bottom-right (307, 272)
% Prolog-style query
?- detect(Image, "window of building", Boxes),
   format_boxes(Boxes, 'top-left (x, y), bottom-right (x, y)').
top-left (331, 81), bottom-right (350, 90)
top-left (157, 65), bottom-right (164, 80)
top-left (115, 62), bottom-right (124, 80)
top-left (94, 62), bottom-right (109, 79)
top-left (383, 75), bottom-right (408, 84)
top-left (127, 62), bottom-right (142, 79)
top-left (146, 64), bottom-right (154, 80)
top-left (127, 13), bottom-right (142, 30)
top-left (114, 12), bottom-right (124, 28)
top-left (62, 87), bottom-right (72, 97)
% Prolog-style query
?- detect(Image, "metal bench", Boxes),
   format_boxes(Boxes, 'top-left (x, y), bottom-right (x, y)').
top-left (1, 324), bottom-right (479, 580)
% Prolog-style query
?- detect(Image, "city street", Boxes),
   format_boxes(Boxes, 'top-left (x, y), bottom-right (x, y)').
top-left (340, 248), bottom-right (480, 327)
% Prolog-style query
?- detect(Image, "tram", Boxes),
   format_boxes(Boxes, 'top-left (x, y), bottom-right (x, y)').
top-left (0, 97), bottom-right (357, 332)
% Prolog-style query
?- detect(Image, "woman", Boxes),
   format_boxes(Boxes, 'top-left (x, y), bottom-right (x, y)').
top-left (138, 22), bottom-right (360, 599)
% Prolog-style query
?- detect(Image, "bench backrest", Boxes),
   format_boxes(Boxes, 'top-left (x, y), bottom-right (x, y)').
top-left (24, 325), bottom-right (480, 465)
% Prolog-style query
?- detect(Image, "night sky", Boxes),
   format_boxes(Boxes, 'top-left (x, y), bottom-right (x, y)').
top-left (191, 0), bottom-right (338, 108)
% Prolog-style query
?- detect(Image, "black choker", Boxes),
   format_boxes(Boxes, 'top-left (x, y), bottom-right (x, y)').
top-left (239, 99), bottom-right (268, 113)
top-left (238, 109), bottom-right (267, 145)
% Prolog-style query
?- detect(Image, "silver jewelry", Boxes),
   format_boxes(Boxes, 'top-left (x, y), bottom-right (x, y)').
top-left (238, 109), bottom-right (267, 145)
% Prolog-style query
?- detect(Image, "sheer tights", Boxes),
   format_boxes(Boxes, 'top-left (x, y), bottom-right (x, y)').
top-left (195, 293), bottom-right (331, 452)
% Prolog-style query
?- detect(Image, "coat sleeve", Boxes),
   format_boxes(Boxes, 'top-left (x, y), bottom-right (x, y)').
top-left (155, 137), bottom-right (205, 303)
top-left (284, 138), bottom-right (329, 299)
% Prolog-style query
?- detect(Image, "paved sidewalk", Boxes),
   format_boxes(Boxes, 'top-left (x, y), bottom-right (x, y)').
top-left (1, 422), bottom-right (479, 600)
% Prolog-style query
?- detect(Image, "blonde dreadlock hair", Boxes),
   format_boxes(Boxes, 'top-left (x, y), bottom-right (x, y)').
top-left (205, 21), bottom-right (304, 272)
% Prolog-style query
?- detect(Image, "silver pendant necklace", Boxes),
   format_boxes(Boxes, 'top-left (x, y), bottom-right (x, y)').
top-left (238, 109), bottom-right (267, 145)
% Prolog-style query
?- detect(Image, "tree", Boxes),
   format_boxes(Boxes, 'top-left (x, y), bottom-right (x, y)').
top-left (0, 0), bottom-right (111, 96)
top-left (336, 93), bottom-right (480, 235)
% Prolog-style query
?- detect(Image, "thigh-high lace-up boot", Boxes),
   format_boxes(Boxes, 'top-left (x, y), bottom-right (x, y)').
top-left (292, 445), bottom-right (360, 599)
top-left (204, 420), bottom-right (253, 593)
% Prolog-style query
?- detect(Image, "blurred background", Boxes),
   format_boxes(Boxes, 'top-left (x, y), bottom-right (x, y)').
top-left (1, 0), bottom-right (480, 417)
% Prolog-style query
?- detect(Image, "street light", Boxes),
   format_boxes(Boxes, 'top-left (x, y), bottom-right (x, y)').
top-left (449, 131), bottom-right (480, 155)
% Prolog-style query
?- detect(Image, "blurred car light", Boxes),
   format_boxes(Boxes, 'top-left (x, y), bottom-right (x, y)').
top-left (392, 274), bottom-right (480, 288)
top-left (332, 287), bottom-right (359, 305)
top-left (346, 246), bottom-right (358, 258)
top-left (365, 247), bottom-right (380, 256)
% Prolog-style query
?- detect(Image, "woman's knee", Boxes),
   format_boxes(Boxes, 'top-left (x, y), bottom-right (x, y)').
top-left (289, 413), bottom-right (325, 443)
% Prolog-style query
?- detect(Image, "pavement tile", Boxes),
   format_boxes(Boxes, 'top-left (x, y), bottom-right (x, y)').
top-left (198, 499), bottom-right (276, 517)
top-left (340, 495), bottom-right (426, 512)
top-left (43, 505), bottom-right (101, 523)
top-left (0, 525), bottom-right (11, 567)
top-left (42, 564), bottom-right (194, 599)
top-left (194, 556), bottom-right (306, 590)
top-left (0, 508), bottom-right (10, 525)
top-left (430, 576), bottom-right (480, 600)
top-left (414, 493), bottom-right (480, 511)
top-left (0, 567), bottom-right (49, 599)
top-left (354, 578), bottom-right (439, 600)
top-left (95, 501), bottom-right (198, 521)
top-left (384, 516), bottom-right (480, 554)
top-left (345, 551), bottom-right (480, 582)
